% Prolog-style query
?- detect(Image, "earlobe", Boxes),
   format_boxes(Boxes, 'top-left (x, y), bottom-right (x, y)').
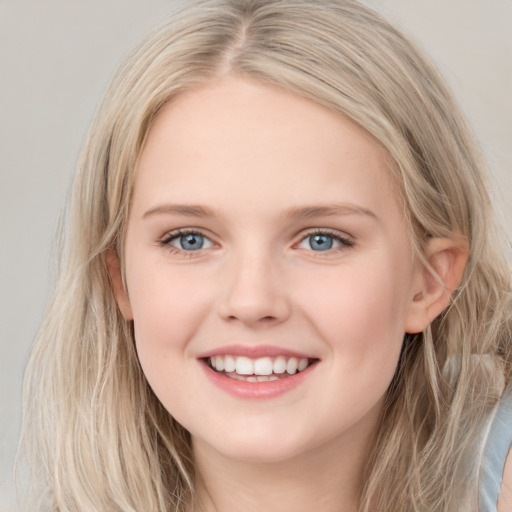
top-left (106, 251), bottom-right (134, 321)
top-left (405, 236), bottom-right (468, 334)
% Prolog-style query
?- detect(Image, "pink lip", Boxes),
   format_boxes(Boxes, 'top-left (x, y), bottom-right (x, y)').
top-left (199, 358), bottom-right (319, 400)
top-left (197, 344), bottom-right (314, 359)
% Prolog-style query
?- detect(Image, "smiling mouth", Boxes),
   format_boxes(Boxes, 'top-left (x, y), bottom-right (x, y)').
top-left (206, 355), bottom-right (318, 382)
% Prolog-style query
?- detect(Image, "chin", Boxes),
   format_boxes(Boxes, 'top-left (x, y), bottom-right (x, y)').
top-left (193, 425), bottom-right (324, 465)
top-left (215, 443), bottom-right (305, 464)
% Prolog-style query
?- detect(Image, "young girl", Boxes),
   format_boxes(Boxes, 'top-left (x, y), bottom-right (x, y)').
top-left (19, 1), bottom-right (512, 511)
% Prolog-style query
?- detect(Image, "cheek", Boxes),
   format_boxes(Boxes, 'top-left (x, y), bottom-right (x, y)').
top-left (297, 257), bottom-right (410, 371)
top-left (127, 263), bottom-right (212, 381)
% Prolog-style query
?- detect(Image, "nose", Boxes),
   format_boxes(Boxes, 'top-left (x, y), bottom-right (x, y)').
top-left (217, 250), bottom-right (291, 328)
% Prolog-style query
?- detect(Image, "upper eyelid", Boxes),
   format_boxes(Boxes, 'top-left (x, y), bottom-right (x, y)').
top-left (297, 228), bottom-right (353, 243)
top-left (158, 227), bottom-right (354, 246)
top-left (300, 227), bottom-right (350, 237)
top-left (160, 228), bottom-right (214, 243)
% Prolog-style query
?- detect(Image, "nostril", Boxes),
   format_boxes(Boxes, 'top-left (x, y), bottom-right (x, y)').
top-left (224, 313), bottom-right (281, 325)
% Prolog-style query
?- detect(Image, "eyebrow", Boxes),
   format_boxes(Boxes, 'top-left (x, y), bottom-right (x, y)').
top-left (142, 202), bottom-right (378, 221)
top-left (285, 203), bottom-right (378, 221)
top-left (143, 204), bottom-right (215, 218)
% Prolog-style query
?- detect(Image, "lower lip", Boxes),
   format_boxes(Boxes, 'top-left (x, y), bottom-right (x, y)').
top-left (200, 360), bottom-right (318, 399)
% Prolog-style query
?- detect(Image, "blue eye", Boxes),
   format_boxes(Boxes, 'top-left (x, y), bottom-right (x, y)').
top-left (165, 231), bottom-right (213, 251)
top-left (178, 233), bottom-right (204, 250)
top-left (297, 231), bottom-right (353, 252)
top-left (309, 234), bottom-right (334, 251)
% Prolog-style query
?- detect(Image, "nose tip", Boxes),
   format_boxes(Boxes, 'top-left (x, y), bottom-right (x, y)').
top-left (217, 256), bottom-right (290, 327)
top-left (221, 304), bottom-right (286, 327)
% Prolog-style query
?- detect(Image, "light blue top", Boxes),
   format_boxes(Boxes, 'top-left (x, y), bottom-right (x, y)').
top-left (480, 386), bottom-right (512, 511)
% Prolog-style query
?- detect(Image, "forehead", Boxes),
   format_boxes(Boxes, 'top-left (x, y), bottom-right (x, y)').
top-left (133, 76), bottom-right (400, 220)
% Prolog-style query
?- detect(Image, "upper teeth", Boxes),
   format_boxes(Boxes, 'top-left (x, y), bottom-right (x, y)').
top-left (209, 355), bottom-right (310, 376)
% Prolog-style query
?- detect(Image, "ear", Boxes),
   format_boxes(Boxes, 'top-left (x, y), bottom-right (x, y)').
top-left (404, 237), bottom-right (468, 334)
top-left (106, 251), bottom-right (133, 321)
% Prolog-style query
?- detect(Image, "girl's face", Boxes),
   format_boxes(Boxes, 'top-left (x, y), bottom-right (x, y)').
top-left (118, 76), bottom-right (426, 463)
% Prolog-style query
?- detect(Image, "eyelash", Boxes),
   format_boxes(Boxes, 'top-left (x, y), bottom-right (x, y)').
top-left (159, 229), bottom-right (213, 256)
top-left (298, 229), bottom-right (354, 252)
top-left (159, 228), bottom-right (354, 255)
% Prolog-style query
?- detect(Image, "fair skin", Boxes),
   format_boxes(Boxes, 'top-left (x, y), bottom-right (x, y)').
top-left (499, 451), bottom-right (512, 512)
top-left (110, 76), bottom-right (467, 512)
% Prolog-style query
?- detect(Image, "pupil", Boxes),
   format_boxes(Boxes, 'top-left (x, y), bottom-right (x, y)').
top-left (311, 234), bottom-right (333, 251)
top-left (181, 234), bottom-right (203, 250)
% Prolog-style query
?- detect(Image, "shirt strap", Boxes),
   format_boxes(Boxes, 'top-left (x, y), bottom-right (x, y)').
top-left (479, 386), bottom-right (512, 511)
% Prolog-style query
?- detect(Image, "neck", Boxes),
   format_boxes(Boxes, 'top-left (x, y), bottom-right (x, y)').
top-left (190, 409), bottom-right (380, 512)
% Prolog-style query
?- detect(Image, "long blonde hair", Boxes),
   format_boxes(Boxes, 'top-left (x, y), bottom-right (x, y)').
top-left (19, 1), bottom-right (512, 510)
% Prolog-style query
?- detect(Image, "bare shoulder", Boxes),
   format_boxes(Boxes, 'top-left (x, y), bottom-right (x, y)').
top-left (498, 446), bottom-right (512, 512)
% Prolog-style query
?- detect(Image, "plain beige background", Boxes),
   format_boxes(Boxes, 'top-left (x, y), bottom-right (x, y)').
top-left (0, 1), bottom-right (511, 510)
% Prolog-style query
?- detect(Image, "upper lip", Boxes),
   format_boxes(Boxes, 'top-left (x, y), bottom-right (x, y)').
top-left (197, 344), bottom-right (317, 360)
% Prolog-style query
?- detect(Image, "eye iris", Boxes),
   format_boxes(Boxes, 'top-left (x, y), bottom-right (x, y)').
top-left (180, 233), bottom-right (203, 250)
top-left (309, 234), bottom-right (333, 251)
